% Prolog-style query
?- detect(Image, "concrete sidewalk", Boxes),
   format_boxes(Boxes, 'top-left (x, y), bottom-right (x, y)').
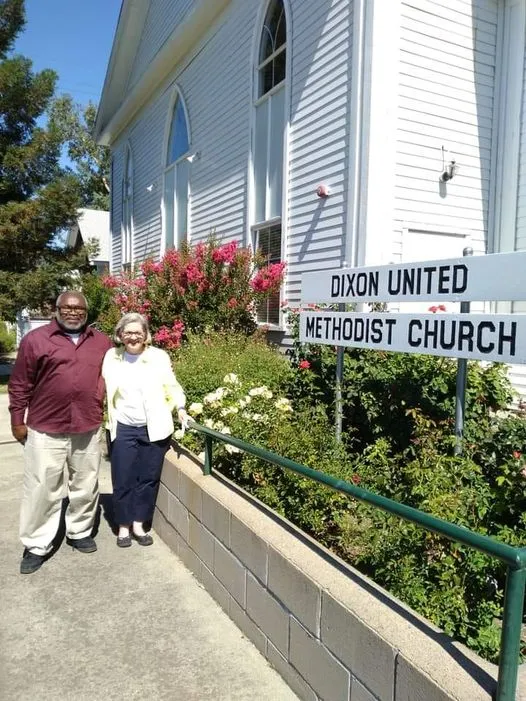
top-left (0, 394), bottom-right (298, 701)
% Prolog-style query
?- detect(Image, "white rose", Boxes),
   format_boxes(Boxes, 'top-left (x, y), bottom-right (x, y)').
top-left (249, 386), bottom-right (268, 397)
top-left (226, 444), bottom-right (242, 454)
top-left (174, 429), bottom-right (185, 440)
top-left (223, 373), bottom-right (240, 385)
top-left (189, 402), bottom-right (203, 415)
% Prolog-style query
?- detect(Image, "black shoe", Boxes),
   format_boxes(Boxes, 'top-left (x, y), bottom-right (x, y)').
top-left (116, 535), bottom-right (132, 548)
top-left (20, 550), bottom-right (45, 574)
top-left (132, 532), bottom-right (153, 546)
top-left (66, 536), bottom-right (97, 553)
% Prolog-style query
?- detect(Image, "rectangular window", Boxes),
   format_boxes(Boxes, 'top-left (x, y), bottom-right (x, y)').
top-left (164, 166), bottom-right (175, 249)
top-left (122, 152), bottom-right (133, 269)
top-left (176, 159), bottom-right (189, 248)
top-left (268, 87), bottom-right (285, 218)
top-left (122, 195), bottom-right (132, 269)
top-left (253, 222), bottom-right (282, 325)
top-left (164, 161), bottom-right (188, 250)
top-left (254, 101), bottom-right (269, 223)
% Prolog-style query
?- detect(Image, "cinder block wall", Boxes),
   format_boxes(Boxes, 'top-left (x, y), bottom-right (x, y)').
top-left (153, 449), bottom-right (526, 701)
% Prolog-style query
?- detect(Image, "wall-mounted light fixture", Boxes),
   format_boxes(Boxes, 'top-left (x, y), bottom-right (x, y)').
top-left (186, 151), bottom-right (200, 163)
top-left (440, 160), bottom-right (458, 183)
top-left (440, 146), bottom-right (458, 182)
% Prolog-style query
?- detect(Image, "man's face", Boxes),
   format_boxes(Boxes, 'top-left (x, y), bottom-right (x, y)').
top-left (56, 295), bottom-right (88, 332)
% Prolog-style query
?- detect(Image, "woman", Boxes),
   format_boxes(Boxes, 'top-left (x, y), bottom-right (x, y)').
top-left (102, 312), bottom-right (187, 547)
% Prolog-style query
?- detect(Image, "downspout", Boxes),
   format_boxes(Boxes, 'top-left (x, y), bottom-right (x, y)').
top-left (344, 0), bottom-right (368, 269)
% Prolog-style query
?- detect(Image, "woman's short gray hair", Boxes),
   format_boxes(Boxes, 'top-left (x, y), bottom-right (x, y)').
top-left (113, 312), bottom-right (152, 345)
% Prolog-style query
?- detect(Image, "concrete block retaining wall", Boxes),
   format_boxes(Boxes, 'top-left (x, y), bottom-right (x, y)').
top-left (153, 449), bottom-right (526, 701)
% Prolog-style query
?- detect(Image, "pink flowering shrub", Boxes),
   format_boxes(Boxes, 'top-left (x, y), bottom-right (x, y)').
top-left (100, 239), bottom-right (285, 349)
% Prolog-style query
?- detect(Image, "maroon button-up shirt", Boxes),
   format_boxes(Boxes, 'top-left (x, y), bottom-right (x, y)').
top-left (8, 319), bottom-right (113, 434)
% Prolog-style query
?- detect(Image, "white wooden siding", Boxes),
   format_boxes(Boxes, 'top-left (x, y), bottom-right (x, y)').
top-left (177, 0), bottom-right (256, 245)
top-left (515, 24), bottom-right (526, 253)
top-left (392, 0), bottom-right (499, 262)
top-left (110, 145), bottom-right (124, 270)
top-left (508, 12), bottom-right (526, 398)
top-left (286, 0), bottom-right (352, 307)
top-left (128, 0), bottom-right (195, 90)
top-left (128, 93), bottom-right (170, 260)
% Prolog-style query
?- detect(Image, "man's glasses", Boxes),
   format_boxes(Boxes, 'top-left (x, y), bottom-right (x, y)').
top-left (58, 306), bottom-right (87, 314)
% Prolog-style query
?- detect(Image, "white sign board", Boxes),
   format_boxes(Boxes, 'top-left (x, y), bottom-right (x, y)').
top-left (299, 311), bottom-right (526, 364)
top-left (301, 251), bottom-right (526, 304)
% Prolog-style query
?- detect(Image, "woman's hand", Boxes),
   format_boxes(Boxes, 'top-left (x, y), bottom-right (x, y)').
top-left (177, 408), bottom-right (188, 426)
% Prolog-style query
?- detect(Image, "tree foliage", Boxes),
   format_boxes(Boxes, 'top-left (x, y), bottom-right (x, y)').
top-left (0, 0), bottom-right (90, 320)
top-left (50, 96), bottom-right (110, 210)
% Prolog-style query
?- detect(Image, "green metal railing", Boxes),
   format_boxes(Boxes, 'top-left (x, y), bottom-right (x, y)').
top-left (188, 420), bottom-right (526, 701)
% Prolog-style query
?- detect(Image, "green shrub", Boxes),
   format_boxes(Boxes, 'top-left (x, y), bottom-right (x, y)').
top-left (0, 321), bottom-right (16, 353)
top-left (99, 239), bottom-right (285, 348)
top-left (285, 307), bottom-right (514, 454)
top-left (177, 325), bottom-right (526, 663)
top-left (80, 272), bottom-right (119, 333)
top-left (173, 331), bottom-right (293, 406)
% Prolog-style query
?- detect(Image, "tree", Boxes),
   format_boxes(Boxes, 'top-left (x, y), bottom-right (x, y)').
top-left (0, 0), bottom-right (87, 320)
top-left (50, 96), bottom-right (110, 210)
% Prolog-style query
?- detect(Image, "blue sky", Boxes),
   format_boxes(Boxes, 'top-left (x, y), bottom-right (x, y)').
top-left (14, 0), bottom-right (121, 107)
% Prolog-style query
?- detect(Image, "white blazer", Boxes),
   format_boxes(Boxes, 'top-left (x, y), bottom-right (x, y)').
top-left (102, 346), bottom-right (186, 442)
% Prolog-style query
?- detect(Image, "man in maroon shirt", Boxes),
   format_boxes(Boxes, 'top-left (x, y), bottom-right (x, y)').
top-left (8, 290), bottom-right (113, 574)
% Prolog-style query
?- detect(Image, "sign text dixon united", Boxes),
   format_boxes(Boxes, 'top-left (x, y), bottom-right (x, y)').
top-left (301, 251), bottom-right (526, 303)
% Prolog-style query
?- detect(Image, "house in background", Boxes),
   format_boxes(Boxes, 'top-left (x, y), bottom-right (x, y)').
top-left (66, 208), bottom-right (110, 275)
top-left (95, 0), bottom-right (526, 395)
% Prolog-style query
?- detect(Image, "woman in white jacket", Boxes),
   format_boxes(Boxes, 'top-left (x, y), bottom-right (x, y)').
top-left (102, 312), bottom-right (187, 547)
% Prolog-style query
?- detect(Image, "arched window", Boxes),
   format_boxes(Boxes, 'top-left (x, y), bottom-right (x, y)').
top-left (164, 93), bottom-right (190, 250)
top-left (252, 0), bottom-right (287, 325)
top-left (122, 146), bottom-right (133, 270)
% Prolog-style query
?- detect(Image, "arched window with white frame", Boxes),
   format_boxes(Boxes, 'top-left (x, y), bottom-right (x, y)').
top-left (252, 0), bottom-right (288, 325)
top-left (122, 146), bottom-right (133, 270)
top-left (164, 91), bottom-right (190, 250)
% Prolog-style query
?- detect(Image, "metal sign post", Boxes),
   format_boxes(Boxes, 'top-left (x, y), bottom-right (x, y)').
top-left (335, 324), bottom-right (344, 442)
top-left (454, 247), bottom-right (473, 456)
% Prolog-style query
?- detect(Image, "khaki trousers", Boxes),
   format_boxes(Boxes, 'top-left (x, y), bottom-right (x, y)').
top-left (20, 427), bottom-right (102, 556)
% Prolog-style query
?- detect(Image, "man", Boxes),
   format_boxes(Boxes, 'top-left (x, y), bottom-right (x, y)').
top-left (8, 291), bottom-right (113, 574)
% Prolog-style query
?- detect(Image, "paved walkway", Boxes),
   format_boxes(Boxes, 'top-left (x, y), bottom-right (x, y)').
top-left (0, 393), bottom-right (298, 701)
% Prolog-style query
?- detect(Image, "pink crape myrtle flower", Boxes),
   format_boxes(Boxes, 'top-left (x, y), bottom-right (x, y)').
top-left (250, 262), bottom-right (286, 293)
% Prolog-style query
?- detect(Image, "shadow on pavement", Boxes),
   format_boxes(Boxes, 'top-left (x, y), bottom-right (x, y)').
top-left (43, 493), bottom-right (117, 561)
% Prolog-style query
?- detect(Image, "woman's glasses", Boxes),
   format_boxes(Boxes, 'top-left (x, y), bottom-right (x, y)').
top-left (122, 332), bottom-right (145, 339)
